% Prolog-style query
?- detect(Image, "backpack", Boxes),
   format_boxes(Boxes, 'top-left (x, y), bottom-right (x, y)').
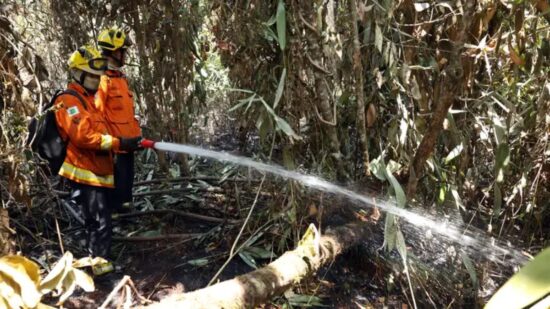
top-left (27, 89), bottom-right (88, 175)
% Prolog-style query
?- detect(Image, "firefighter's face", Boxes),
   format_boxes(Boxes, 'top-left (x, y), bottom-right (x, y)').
top-left (112, 49), bottom-right (126, 65)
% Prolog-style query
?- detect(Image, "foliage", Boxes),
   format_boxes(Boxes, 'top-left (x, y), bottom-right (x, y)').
top-left (486, 247), bottom-right (550, 309)
top-left (1, 0), bottom-right (549, 307)
top-left (0, 252), bottom-right (100, 308)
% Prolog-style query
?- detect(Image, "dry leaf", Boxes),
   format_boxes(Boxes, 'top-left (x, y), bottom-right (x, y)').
top-left (366, 103), bottom-right (377, 128)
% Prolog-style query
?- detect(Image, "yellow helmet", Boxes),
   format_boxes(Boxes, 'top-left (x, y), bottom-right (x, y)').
top-left (67, 45), bottom-right (107, 75)
top-left (97, 27), bottom-right (132, 51)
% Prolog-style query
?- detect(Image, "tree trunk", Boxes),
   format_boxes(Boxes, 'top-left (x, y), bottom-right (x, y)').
top-left (299, 1), bottom-right (345, 179)
top-left (349, 0), bottom-right (369, 175)
top-left (142, 222), bottom-right (372, 309)
top-left (406, 1), bottom-right (477, 200)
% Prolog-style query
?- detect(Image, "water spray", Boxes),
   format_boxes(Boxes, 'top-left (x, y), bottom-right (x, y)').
top-left (140, 139), bottom-right (529, 265)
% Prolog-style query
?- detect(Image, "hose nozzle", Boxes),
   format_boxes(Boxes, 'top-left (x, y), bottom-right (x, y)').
top-left (140, 139), bottom-right (156, 149)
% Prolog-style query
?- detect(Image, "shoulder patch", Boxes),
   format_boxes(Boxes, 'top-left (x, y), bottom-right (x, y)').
top-left (67, 106), bottom-right (80, 117)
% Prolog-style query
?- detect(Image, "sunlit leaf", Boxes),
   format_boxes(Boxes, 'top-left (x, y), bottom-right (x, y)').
top-left (486, 248), bottom-right (550, 309)
top-left (40, 252), bottom-right (73, 294)
top-left (1, 255), bottom-right (41, 286)
top-left (264, 13), bottom-right (277, 27)
top-left (72, 269), bottom-right (94, 292)
top-left (243, 246), bottom-right (274, 259)
top-left (0, 279), bottom-right (24, 309)
top-left (275, 116), bottom-right (299, 139)
top-left (414, 3), bottom-right (430, 12)
top-left (369, 156), bottom-right (387, 181)
top-left (57, 270), bottom-right (76, 305)
top-left (276, 0), bottom-right (286, 50)
top-left (493, 183), bottom-right (502, 218)
top-left (460, 252), bottom-right (478, 289)
top-left (438, 184), bottom-right (447, 204)
top-left (0, 256), bottom-right (41, 308)
top-left (396, 230), bottom-right (407, 261)
top-left (450, 186), bottom-right (464, 210)
top-left (385, 168), bottom-right (406, 208)
top-left (287, 294), bottom-right (325, 307)
top-left (0, 296), bottom-right (8, 309)
top-left (273, 68), bottom-right (286, 109)
top-left (238, 251), bottom-right (257, 269)
top-left (495, 144), bottom-right (510, 183)
top-left (384, 214), bottom-right (397, 252)
top-left (228, 95), bottom-right (255, 112)
top-left (375, 24), bottom-right (383, 53)
top-left (187, 258), bottom-right (209, 267)
top-left (444, 143), bottom-right (463, 164)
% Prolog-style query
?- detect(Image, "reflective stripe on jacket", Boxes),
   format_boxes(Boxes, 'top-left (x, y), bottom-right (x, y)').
top-left (55, 82), bottom-right (120, 188)
top-left (94, 70), bottom-right (141, 140)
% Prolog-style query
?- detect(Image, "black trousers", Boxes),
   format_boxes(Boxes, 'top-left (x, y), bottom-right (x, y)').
top-left (113, 152), bottom-right (134, 210)
top-left (67, 180), bottom-right (112, 258)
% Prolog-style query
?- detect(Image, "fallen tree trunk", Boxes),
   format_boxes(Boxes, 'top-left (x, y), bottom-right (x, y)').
top-left (142, 222), bottom-right (372, 309)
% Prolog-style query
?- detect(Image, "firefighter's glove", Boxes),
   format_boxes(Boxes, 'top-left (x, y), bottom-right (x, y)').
top-left (119, 136), bottom-right (143, 152)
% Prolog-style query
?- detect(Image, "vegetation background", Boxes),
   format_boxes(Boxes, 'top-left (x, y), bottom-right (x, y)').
top-left (0, 0), bottom-right (549, 308)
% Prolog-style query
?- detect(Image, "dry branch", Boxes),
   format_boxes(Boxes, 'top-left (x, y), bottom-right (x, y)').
top-left (113, 209), bottom-right (241, 225)
top-left (112, 233), bottom-right (201, 242)
top-left (134, 176), bottom-right (259, 186)
top-left (141, 222), bottom-right (372, 309)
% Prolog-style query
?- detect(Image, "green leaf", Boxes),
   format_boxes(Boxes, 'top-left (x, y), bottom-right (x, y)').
top-left (383, 214), bottom-right (397, 252)
top-left (493, 183), bottom-right (502, 218)
top-left (460, 252), bottom-right (478, 290)
top-left (264, 13), bottom-right (277, 27)
top-left (450, 186), bottom-right (464, 210)
top-left (238, 251), bottom-right (257, 269)
top-left (375, 24), bottom-right (383, 53)
top-left (276, 0), bottom-right (286, 50)
top-left (385, 168), bottom-right (406, 208)
top-left (369, 156), bottom-right (405, 207)
top-left (228, 88), bottom-right (255, 94)
top-left (369, 156), bottom-right (387, 181)
top-left (495, 143), bottom-right (510, 183)
top-left (486, 247), bottom-right (550, 309)
top-left (228, 94), bottom-right (256, 112)
top-left (492, 115), bottom-right (506, 145)
top-left (257, 112), bottom-right (271, 142)
top-left (243, 246), bottom-right (274, 259)
top-left (444, 143), bottom-right (463, 164)
top-left (287, 294), bottom-right (325, 307)
top-left (275, 116), bottom-right (299, 139)
top-left (140, 229), bottom-right (162, 237)
top-left (260, 99), bottom-right (277, 118)
top-left (187, 258), bottom-right (209, 267)
top-left (273, 68), bottom-right (286, 109)
top-left (438, 184), bottom-right (447, 204)
top-left (396, 230), bottom-right (407, 262)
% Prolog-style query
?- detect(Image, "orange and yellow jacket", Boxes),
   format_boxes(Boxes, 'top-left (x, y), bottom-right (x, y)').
top-left (55, 82), bottom-right (121, 188)
top-left (94, 70), bottom-right (141, 141)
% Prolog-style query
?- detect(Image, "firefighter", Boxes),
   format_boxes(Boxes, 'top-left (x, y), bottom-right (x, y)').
top-left (55, 45), bottom-right (142, 274)
top-left (95, 27), bottom-right (142, 213)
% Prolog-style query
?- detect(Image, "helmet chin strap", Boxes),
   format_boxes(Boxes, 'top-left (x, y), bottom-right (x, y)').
top-left (71, 70), bottom-right (98, 94)
top-left (107, 55), bottom-right (123, 69)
